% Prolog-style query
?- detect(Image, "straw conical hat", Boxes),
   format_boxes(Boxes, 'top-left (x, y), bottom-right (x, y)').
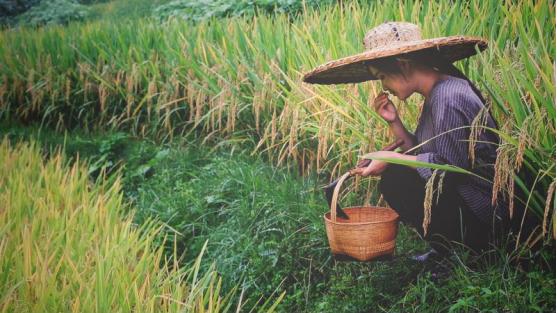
top-left (303, 22), bottom-right (488, 85)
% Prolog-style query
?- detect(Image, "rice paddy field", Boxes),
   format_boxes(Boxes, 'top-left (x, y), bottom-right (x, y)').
top-left (0, 0), bottom-right (555, 312)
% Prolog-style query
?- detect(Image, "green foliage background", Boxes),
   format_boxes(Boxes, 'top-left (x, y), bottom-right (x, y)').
top-left (0, 0), bottom-right (555, 311)
top-left (2, 0), bottom-right (337, 27)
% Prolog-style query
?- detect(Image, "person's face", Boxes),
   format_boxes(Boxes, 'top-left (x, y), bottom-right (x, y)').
top-left (367, 65), bottom-right (414, 100)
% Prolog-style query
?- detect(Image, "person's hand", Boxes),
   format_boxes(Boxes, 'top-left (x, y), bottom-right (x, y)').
top-left (373, 92), bottom-right (398, 123)
top-left (351, 151), bottom-right (402, 177)
top-left (351, 159), bottom-right (388, 177)
top-left (356, 158), bottom-right (371, 168)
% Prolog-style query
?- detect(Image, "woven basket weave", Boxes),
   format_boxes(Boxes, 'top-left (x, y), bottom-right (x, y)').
top-left (323, 172), bottom-right (400, 261)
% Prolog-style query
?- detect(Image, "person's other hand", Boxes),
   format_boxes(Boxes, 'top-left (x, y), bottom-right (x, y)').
top-left (351, 159), bottom-right (387, 177)
top-left (356, 158), bottom-right (371, 168)
top-left (373, 92), bottom-right (398, 123)
top-left (351, 151), bottom-right (402, 177)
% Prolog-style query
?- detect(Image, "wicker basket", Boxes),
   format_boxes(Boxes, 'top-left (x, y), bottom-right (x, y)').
top-left (324, 172), bottom-right (400, 261)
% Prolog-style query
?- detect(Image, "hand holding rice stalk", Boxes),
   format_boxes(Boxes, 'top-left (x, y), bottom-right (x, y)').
top-left (358, 142), bottom-right (487, 236)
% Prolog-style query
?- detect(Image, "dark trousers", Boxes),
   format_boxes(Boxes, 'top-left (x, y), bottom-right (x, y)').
top-left (379, 164), bottom-right (496, 254)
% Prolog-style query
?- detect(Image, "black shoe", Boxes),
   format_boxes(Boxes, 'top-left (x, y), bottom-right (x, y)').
top-left (410, 248), bottom-right (440, 263)
top-left (411, 249), bottom-right (452, 282)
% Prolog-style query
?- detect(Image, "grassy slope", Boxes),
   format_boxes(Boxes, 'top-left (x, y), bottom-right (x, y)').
top-left (0, 131), bottom-right (244, 313)
top-left (2, 122), bottom-right (554, 313)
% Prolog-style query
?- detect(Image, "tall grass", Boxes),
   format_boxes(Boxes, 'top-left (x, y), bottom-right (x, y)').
top-left (0, 138), bottom-right (283, 312)
top-left (1, 125), bottom-right (554, 312)
top-left (0, 0), bottom-right (554, 242)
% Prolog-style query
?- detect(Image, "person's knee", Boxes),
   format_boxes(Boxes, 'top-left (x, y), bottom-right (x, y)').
top-left (380, 164), bottom-right (421, 190)
top-left (379, 165), bottom-right (399, 195)
top-left (380, 164), bottom-right (423, 206)
top-left (380, 164), bottom-right (407, 188)
top-left (378, 174), bottom-right (390, 195)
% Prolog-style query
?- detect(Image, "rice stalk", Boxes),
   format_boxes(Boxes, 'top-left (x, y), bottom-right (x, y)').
top-left (423, 169), bottom-right (445, 237)
top-left (147, 79), bottom-right (157, 121)
top-left (468, 104), bottom-right (490, 166)
top-left (98, 83), bottom-right (108, 115)
top-left (0, 75), bottom-right (7, 107)
top-left (288, 107), bottom-right (299, 156)
top-left (515, 114), bottom-right (533, 170)
top-left (26, 70), bottom-right (36, 113)
top-left (226, 95), bottom-right (237, 134)
top-left (195, 84), bottom-right (207, 127)
top-left (253, 80), bottom-right (263, 133)
top-left (508, 172), bottom-right (516, 220)
top-left (491, 121), bottom-right (515, 209)
top-left (65, 77), bottom-right (72, 103)
top-left (270, 108), bottom-right (277, 147)
top-left (543, 180), bottom-right (555, 236)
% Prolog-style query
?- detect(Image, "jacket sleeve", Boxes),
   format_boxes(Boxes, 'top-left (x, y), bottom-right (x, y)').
top-left (415, 91), bottom-right (475, 181)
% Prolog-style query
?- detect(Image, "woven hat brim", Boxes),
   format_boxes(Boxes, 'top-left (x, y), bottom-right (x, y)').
top-left (303, 36), bottom-right (487, 85)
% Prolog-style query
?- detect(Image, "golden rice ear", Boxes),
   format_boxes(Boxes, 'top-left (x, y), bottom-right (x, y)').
top-left (515, 114), bottom-right (534, 170)
top-left (423, 169), bottom-right (445, 237)
top-left (491, 120), bottom-right (515, 209)
top-left (422, 169), bottom-right (437, 237)
top-left (423, 171), bottom-right (435, 237)
top-left (543, 180), bottom-right (556, 236)
top-left (468, 104), bottom-right (490, 167)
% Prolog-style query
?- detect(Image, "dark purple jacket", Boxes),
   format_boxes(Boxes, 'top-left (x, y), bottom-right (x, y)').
top-left (413, 75), bottom-right (507, 223)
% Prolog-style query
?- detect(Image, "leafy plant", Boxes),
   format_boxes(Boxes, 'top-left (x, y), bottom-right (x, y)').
top-left (0, 0), bottom-right (41, 26)
top-left (14, 0), bottom-right (90, 27)
top-left (85, 131), bottom-right (129, 176)
top-left (153, 0), bottom-right (336, 22)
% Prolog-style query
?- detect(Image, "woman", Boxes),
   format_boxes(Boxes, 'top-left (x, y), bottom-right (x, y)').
top-left (304, 22), bottom-right (511, 258)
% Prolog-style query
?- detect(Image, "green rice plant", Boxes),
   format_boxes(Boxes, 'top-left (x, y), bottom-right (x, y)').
top-left (1, 123), bottom-right (554, 312)
top-left (0, 137), bottom-right (283, 312)
top-left (0, 0), bottom-right (554, 244)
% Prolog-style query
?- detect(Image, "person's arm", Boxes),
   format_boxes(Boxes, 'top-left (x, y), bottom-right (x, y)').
top-left (414, 92), bottom-right (474, 181)
top-left (373, 92), bottom-right (417, 152)
top-left (388, 116), bottom-right (418, 152)
top-left (351, 151), bottom-right (417, 177)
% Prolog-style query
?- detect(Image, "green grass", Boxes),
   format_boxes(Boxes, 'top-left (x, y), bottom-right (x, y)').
top-left (2, 122), bottom-right (553, 312)
top-left (390, 263), bottom-right (555, 313)
top-left (0, 135), bottom-right (286, 313)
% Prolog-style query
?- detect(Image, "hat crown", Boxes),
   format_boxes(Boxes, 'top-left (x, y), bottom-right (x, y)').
top-left (363, 22), bottom-right (422, 50)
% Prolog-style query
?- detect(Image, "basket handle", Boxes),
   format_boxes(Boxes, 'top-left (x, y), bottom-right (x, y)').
top-left (330, 139), bottom-right (404, 222)
top-left (330, 171), bottom-right (352, 222)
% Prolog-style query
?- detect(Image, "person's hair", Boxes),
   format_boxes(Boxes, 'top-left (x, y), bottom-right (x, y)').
top-left (367, 50), bottom-right (499, 128)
